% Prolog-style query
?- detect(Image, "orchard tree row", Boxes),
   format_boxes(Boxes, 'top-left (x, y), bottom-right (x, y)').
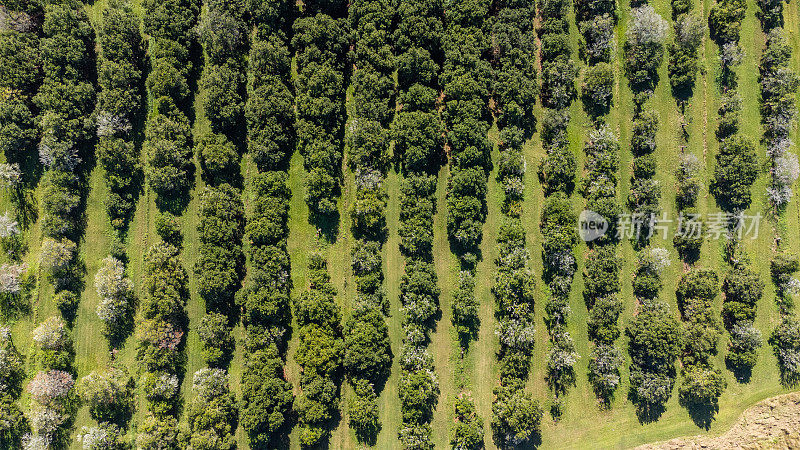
top-left (136, 0), bottom-right (199, 444)
top-left (481, 0), bottom-right (541, 447)
top-left (26, 0), bottom-right (97, 445)
top-left (624, 3), bottom-right (666, 246)
top-left (756, 0), bottom-right (800, 386)
top-left (0, 0), bottom-right (39, 348)
top-left (295, 1), bottom-right (348, 217)
top-left (95, 0), bottom-right (142, 232)
top-left (624, 2), bottom-right (681, 423)
top-left (574, 0), bottom-right (624, 409)
top-left (344, 0), bottom-right (394, 443)
top-left (707, 0), bottom-right (765, 390)
top-left (393, 0), bottom-right (444, 446)
top-left (238, 0), bottom-right (296, 446)
top-left (292, 0), bottom-right (349, 446)
top-left (538, 0), bottom-right (578, 412)
top-left (188, 0), bottom-right (250, 443)
top-left (142, 0), bottom-right (198, 206)
top-left (582, 128), bottom-right (624, 406)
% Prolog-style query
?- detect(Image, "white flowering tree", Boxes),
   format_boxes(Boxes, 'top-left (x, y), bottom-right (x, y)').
top-left (95, 257), bottom-right (135, 341)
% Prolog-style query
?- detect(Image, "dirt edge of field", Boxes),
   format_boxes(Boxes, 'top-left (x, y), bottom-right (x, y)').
top-left (636, 392), bottom-right (800, 449)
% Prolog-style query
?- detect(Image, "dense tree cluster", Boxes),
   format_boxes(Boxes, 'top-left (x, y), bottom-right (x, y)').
top-left (708, 7), bottom-right (755, 213)
top-left (627, 297), bottom-right (682, 422)
top-left (27, 316), bottom-right (77, 447)
top-left (0, 0), bottom-right (39, 235)
top-left (676, 269), bottom-right (726, 422)
top-left (197, 0), bottom-right (246, 186)
top-left (196, 185), bottom-right (243, 332)
top-left (575, 0), bottom-right (616, 118)
top-left (294, 255), bottom-right (344, 446)
top-left (142, 0), bottom-right (199, 204)
top-left (536, 0), bottom-right (579, 415)
top-left (628, 245), bottom-right (679, 421)
top-left (344, 0), bottom-right (395, 442)
top-left (293, 4), bottom-right (348, 216)
top-left (136, 237), bottom-right (188, 448)
top-left (625, 5), bottom-right (666, 247)
top-left (443, 0), bottom-right (492, 269)
top-left (580, 106), bottom-right (625, 408)
top-left (96, 1), bottom-right (142, 230)
top-left (35, 0), bottom-right (96, 325)
top-left (393, 0), bottom-right (445, 446)
top-left (193, 182), bottom-right (244, 447)
top-left (760, 29), bottom-right (798, 210)
top-left (709, 0), bottom-right (762, 383)
top-left (185, 369), bottom-right (238, 448)
top-left (94, 256), bottom-right (135, 345)
top-left (770, 315), bottom-right (800, 385)
top-left (485, 0), bottom-right (539, 443)
top-left (624, 5), bottom-right (668, 92)
top-left (709, 0), bottom-right (745, 47)
top-left (77, 365), bottom-right (134, 445)
top-left (574, 0), bottom-right (623, 408)
top-left (22, 0), bottom-right (95, 444)
top-left (450, 395), bottom-right (483, 449)
top-left (756, 0), bottom-right (785, 30)
top-left (0, 328), bottom-right (26, 447)
top-left (770, 256), bottom-right (800, 377)
top-left (721, 241), bottom-right (764, 378)
top-left (668, 0), bottom-right (705, 100)
top-left (240, 1), bottom-right (296, 447)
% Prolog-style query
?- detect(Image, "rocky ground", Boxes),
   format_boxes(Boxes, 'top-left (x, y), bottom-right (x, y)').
top-left (637, 393), bottom-right (800, 449)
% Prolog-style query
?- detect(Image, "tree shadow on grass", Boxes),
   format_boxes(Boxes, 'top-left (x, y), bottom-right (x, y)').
top-left (680, 396), bottom-right (720, 430)
top-left (725, 360), bottom-right (753, 384)
top-left (310, 209), bottom-right (340, 244)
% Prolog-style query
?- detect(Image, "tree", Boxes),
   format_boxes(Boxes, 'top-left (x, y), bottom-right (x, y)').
top-left (770, 316), bottom-right (800, 383)
top-left (135, 413), bottom-right (178, 449)
top-left (710, 136), bottom-right (759, 211)
top-left (186, 368), bottom-right (238, 449)
top-left (491, 383), bottom-right (542, 446)
top-left (76, 423), bottom-right (125, 450)
top-left (582, 62), bottom-right (614, 116)
top-left (26, 370), bottom-right (74, 407)
top-left (625, 5), bottom-right (668, 90)
top-left (679, 366), bottom-right (726, 405)
top-left (240, 347), bottom-right (293, 447)
top-left (344, 309), bottom-right (392, 383)
top-left (77, 368), bottom-right (133, 424)
top-left (197, 312), bottom-right (233, 368)
top-left (399, 369), bottom-right (438, 424)
top-left (197, 133), bottom-right (238, 183)
top-left (588, 344), bottom-right (624, 402)
top-left (348, 379), bottom-right (379, 443)
top-left (450, 396), bottom-right (483, 449)
top-left (39, 238), bottom-right (75, 275)
top-left (0, 327), bottom-right (23, 397)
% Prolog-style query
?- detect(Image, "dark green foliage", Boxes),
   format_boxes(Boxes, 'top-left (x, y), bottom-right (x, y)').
top-left (710, 136), bottom-right (759, 212)
top-left (769, 317), bottom-right (800, 385)
top-left (196, 185), bottom-right (245, 314)
top-left (96, 1), bottom-right (142, 229)
top-left (293, 256), bottom-right (343, 447)
top-left (709, 0), bottom-right (746, 44)
top-left (344, 309), bottom-right (392, 383)
top-left (450, 396), bottom-right (483, 449)
top-left (628, 300), bottom-right (682, 416)
top-left (197, 312), bottom-right (234, 368)
top-left (491, 382), bottom-right (542, 447)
